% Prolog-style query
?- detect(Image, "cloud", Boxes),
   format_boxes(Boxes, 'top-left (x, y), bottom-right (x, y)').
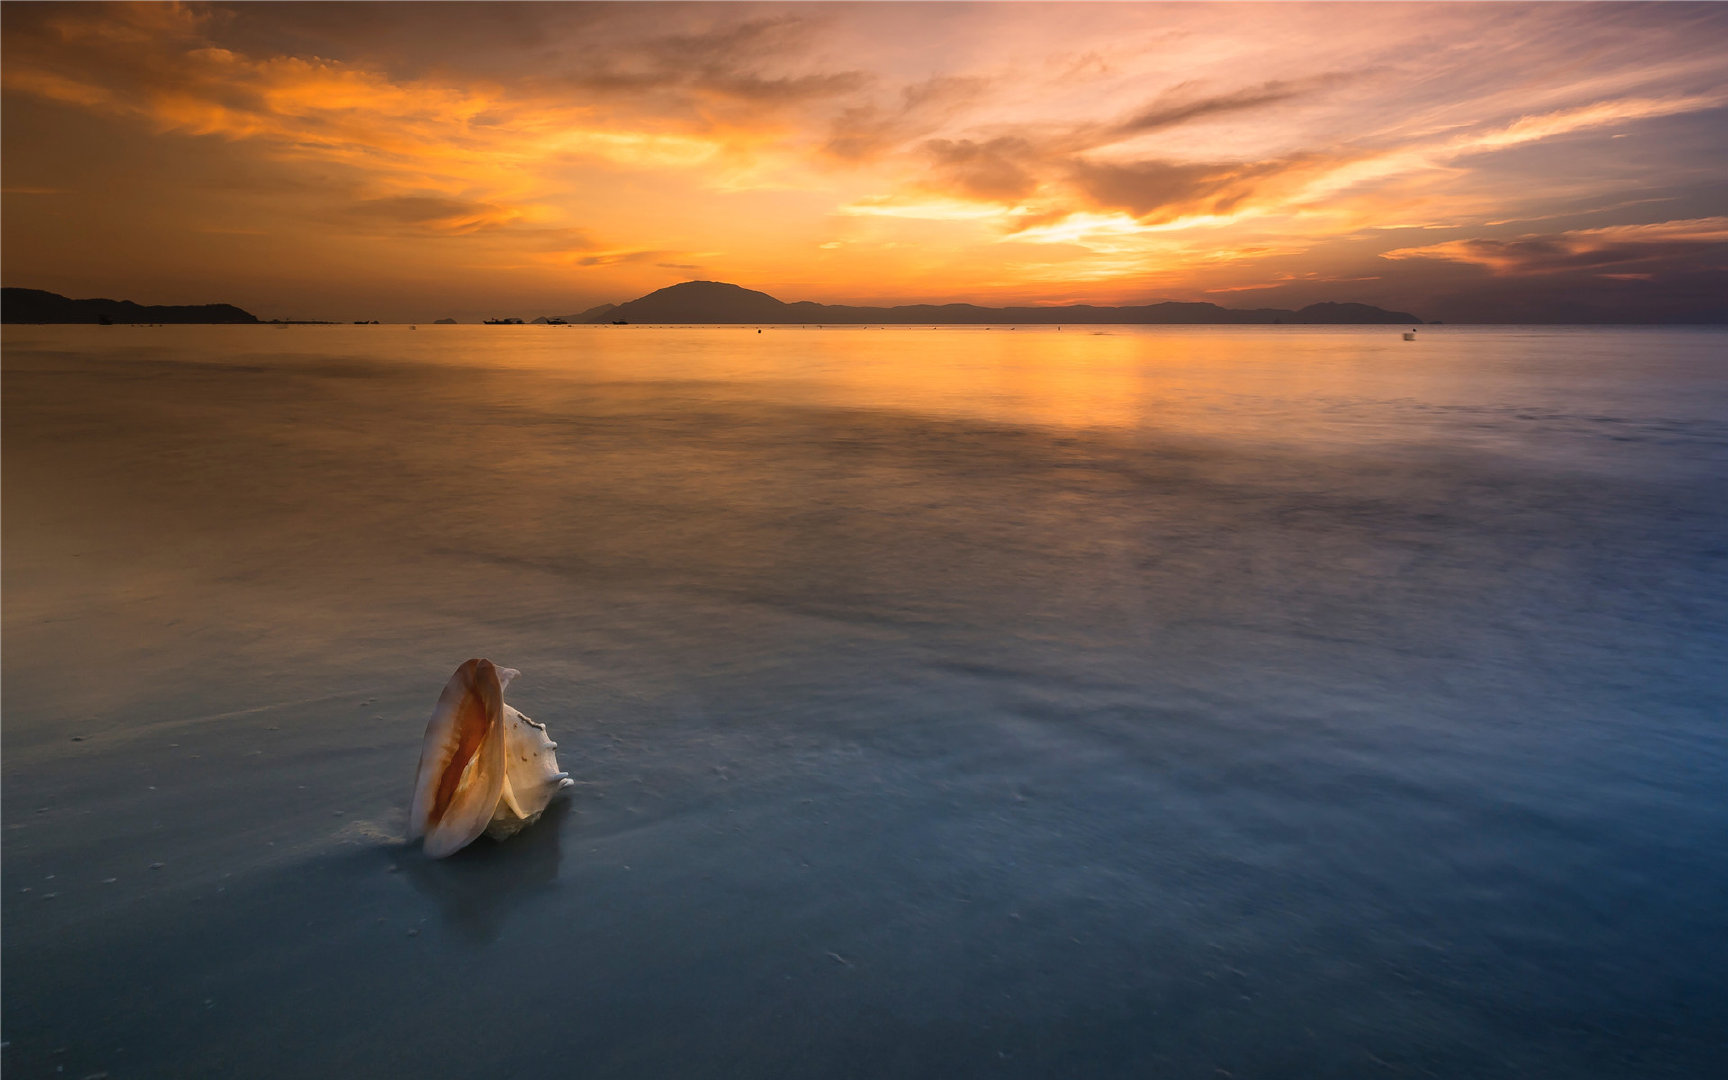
top-left (1, 67), bottom-right (113, 107)
top-left (555, 16), bottom-right (867, 105)
top-left (0, 0), bottom-right (782, 264)
top-left (1204, 272), bottom-right (1381, 294)
top-left (990, 90), bottom-right (1726, 250)
top-left (1381, 217), bottom-right (1728, 274)
top-left (823, 75), bottom-right (991, 162)
top-left (1, 3), bottom-right (833, 192)
top-left (866, 74), bottom-right (1360, 220)
top-left (563, 249), bottom-right (674, 268)
top-left (921, 137), bottom-right (1041, 202)
top-left (1110, 73), bottom-right (1359, 138)
top-left (347, 196), bottom-right (522, 234)
top-left (4, 1), bottom-right (1727, 320)
top-left (1064, 155), bottom-right (1327, 224)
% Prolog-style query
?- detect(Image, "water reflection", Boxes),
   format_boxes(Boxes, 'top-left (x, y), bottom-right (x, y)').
top-left (399, 801), bottom-right (569, 944)
top-left (3, 325), bottom-right (1725, 1078)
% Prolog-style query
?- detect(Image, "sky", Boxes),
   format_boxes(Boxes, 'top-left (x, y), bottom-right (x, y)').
top-left (3, 1), bottom-right (1726, 323)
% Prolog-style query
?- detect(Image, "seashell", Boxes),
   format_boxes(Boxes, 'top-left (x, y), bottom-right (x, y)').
top-left (408, 659), bottom-right (575, 858)
top-left (485, 704), bottom-right (573, 841)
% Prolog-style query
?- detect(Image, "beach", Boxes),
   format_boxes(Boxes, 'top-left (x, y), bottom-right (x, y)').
top-left (4, 324), bottom-right (1726, 1078)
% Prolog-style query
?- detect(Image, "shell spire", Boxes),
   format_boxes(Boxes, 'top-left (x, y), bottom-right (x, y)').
top-left (408, 659), bottom-right (574, 858)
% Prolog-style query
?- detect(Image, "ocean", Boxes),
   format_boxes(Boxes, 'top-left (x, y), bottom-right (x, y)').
top-left (4, 324), bottom-right (1725, 1077)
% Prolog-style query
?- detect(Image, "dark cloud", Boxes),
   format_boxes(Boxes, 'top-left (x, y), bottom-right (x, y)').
top-left (536, 13), bottom-right (870, 119)
top-left (1390, 232), bottom-right (1728, 276)
top-left (160, 5), bottom-right (871, 122)
top-left (1112, 73), bottom-right (1359, 137)
top-left (1, 3), bottom-right (210, 103)
top-left (1379, 221), bottom-right (1728, 321)
top-left (881, 73), bottom-right (1358, 219)
top-left (1065, 155), bottom-right (1318, 222)
top-left (349, 196), bottom-right (512, 230)
top-left (1383, 219), bottom-right (1728, 270)
top-left (823, 75), bottom-right (990, 162)
top-left (205, 0), bottom-right (571, 68)
top-left (922, 137), bottom-right (1040, 201)
top-left (605, 16), bottom-right (866, 102)
top-left (341, 199), bottom-right (604, 252)
top-left (572, 249), bottom-right (669, 267)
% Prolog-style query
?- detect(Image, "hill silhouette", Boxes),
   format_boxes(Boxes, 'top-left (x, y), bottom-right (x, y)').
top-left (2, 287), bottom-right (259, 324)
top-left (592, 280), bottom-right (1421, 325)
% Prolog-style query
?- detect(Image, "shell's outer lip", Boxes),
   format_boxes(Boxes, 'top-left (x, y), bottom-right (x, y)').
top-left (409, 658), bottom-right (507, 856)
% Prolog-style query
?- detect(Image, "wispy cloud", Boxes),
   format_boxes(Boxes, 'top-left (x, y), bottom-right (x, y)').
top-left (1382, 217), bottom-right (1728, 275)
top-left (346, 196), bottom-right (524, 235)
top-left (1109, 73), bottom-right (1362, 139)
top-left (823, 75), bottom-right (991, 162)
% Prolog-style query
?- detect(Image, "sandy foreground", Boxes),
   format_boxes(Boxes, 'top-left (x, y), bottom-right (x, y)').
top-left (5, 326), bottom-right (1725, 1078)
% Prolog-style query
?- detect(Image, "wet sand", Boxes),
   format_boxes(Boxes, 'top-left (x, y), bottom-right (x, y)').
top-left (4, 325), bottom-right (1726, 1078)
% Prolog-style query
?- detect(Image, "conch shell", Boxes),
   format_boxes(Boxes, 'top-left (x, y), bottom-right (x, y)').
top-left (408, 659), bottom-right (575, 858)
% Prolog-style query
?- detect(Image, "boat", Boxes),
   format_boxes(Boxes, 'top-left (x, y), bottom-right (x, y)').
top-left (483, 317), bottom-right (525, 325)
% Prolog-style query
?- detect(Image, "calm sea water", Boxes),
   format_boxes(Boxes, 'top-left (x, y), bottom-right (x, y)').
top-left (4, 325), bottom-right (1726, 1078)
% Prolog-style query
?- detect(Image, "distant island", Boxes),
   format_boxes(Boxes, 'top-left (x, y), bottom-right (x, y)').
top-left (3, 281), bottom-right (1421, 326)
top-left (2, 287), bottom-right (259, 324)
top-left (558, 281), bottom-right (1422, 325)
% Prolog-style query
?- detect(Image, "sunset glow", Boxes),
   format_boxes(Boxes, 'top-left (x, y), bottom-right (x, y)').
top-left (4, 1), bottom-right (1725, 321)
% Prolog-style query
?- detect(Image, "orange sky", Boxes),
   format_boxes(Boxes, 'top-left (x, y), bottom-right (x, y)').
top-left (4, 2), bottom-right (1725, 322)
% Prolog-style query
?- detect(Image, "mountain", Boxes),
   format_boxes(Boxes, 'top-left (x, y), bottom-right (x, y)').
top-left (572, 302), bottom-right (620, 322)
top-left (590, 281), bottom-right (1421, 325)
top-left (2, 287), bottom-right (259, 324)
top-left (1285, 301), bottom-right (1420, 324)
top-left (608, 281), bottom-right (791, 323)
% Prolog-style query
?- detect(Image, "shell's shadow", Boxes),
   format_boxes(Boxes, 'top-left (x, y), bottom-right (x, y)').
top-left (398, 799), bottom-right (569, 943)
